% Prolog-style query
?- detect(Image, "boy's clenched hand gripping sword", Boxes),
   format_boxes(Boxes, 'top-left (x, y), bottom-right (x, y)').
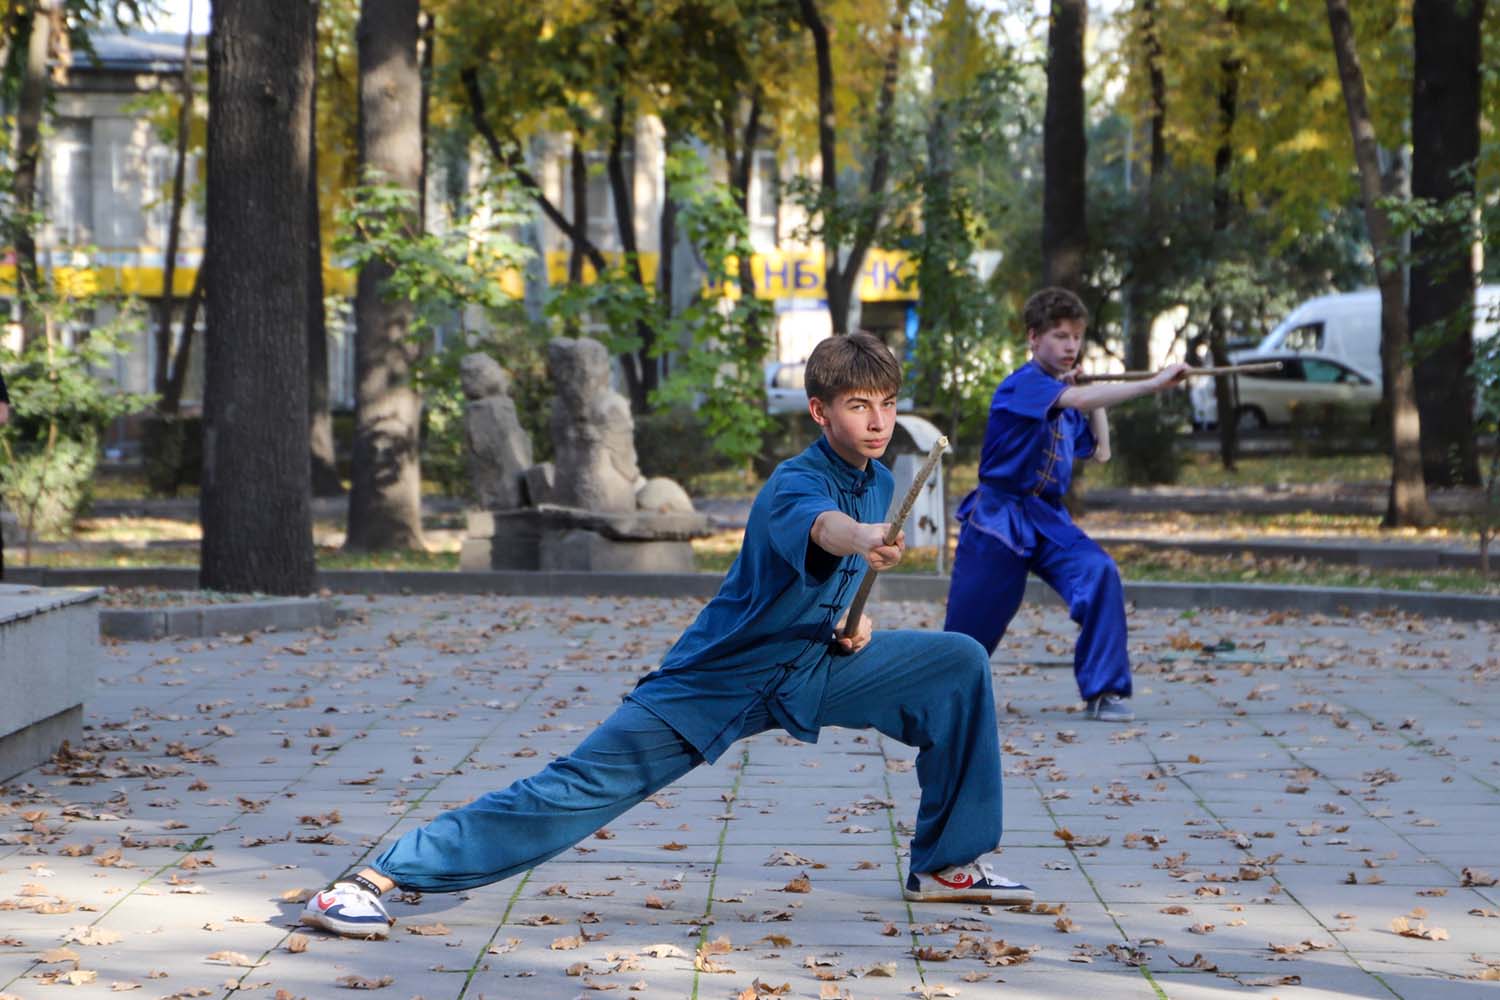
top-left (837, 435), bottom-right (949, 643)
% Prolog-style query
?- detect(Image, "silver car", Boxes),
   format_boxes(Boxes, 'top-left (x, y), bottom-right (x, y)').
top-left (1190, 352), bottom-right (1381, 429)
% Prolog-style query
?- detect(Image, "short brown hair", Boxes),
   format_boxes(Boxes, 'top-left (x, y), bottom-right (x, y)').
top-left (804, 332), bottom-right (902, 403)
top-left (1024, 287), bottom-right (1089, 335)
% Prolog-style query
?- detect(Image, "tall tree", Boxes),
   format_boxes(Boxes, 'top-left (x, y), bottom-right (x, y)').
top-left (1325, 0), bottom-right (1434, 527)
top-left (795, 0), bottom-right (908, 335)
top-left (9, 0), bottom-right (55, 349)
top-left (1124, 0), bottom-right (1166, 371)
top-left (1206, 2), bottom-right (1243, 471)
top-left (1409, 0), bottom-right (1485, 487)
top-left (307, 3), bottom-right (342, 498)
top-left (1042, 0), bottom-right (1086, 291)
top-left (201, 0), bottom-right (318, 594)
top-left (345, 0), bottom-right (425, 551)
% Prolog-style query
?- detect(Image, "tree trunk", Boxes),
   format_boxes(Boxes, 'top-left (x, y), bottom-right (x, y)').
top-left (1125, 0), bottom-right (1165, 372)
top-left (796, 0), bottom-right (904, 335)
top-left (1042, 0), bottom-right (1087, 292)
top-left (1410, 0), bottom-right (1485, 487)
top-left (154, 21), bottom-right (196, 415)
top-left (307, 24), bottom-right (343, 499)
top-left (569, 142), bottom-right (587, 283)
top-left (606, 92), bottom-right (651, 411)
top-left (1208, 5), bottom-right (1242, 471)
top-left (200, 0), bottom-right (318, 595)
top-left (1325, 0), bottom-right (1434, 527)
top-left (12, 0), bottom-right (53, 349)
top-left (345, 0), bottom-right (425, 551)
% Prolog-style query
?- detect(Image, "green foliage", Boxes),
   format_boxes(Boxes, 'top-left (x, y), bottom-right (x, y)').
top-left (1286, 400), bottom-right (1378, 458)
top-left (634, 408), bottom-right (741, 488)
top-left (651, 146), bottom-right (773, 468)
top-left (1108, 396), bottom-right (1186, 485)
top-left (335, 178), bottom-right (547, 498)
top-left (0, 302), bottom-right (154, 548)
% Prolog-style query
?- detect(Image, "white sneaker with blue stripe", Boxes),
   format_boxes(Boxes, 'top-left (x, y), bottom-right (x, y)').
top-left (903, 862), bottom-right (1034, 904)
top-left (1085, 693), bottom-right (1134, 723)
top-left (300, 881), bottom-right (394, 938)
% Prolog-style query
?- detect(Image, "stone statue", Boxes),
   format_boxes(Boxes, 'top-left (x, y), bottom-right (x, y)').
top-left (461, 353), bottom-right (532, 510)
top-left (459, 337), bottom-right (711, 574)
top-left (547, 337), bottom-right (641, 512)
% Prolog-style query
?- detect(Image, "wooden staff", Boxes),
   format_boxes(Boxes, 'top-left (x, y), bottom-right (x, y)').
top-left (1074, 361), bottom-right (1284, 383)
top-left (838, 435), bottom-right (948, 642)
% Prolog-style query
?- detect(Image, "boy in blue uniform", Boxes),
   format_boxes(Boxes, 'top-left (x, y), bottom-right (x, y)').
top-left (304, 333), bottom-right (1032, 938)
top-left (945, 288), bottom-right (1185, 723)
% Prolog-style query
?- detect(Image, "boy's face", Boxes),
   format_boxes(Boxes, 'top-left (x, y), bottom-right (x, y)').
top-left (1028, 317), bottom-right (1086, 377)
top-left (808, 386), bottom-right (898, 468)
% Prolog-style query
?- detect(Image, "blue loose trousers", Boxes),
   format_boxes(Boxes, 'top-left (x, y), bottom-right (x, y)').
top-left (373, 630), bottom-right (1002, 893)
top-left (944, 522), bottom-right (1132, 702)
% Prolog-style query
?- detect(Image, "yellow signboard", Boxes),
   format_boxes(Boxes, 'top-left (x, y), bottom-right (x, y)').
top-left (542, 247), bottom-right (918, 302)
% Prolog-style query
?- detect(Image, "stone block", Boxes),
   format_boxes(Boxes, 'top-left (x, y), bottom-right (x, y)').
top-left (539, 529), bottom-right (696, 573)
top-left (0, 584), bottom-right (99, 782)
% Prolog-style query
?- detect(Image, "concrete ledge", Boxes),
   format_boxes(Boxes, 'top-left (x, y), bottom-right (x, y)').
top-left (9, 566), bottom-right (1499, 622)
top-left (98, 597), bottom-right (340, 641)
top-left (1, 585), bottom-right (99, 783)
top-left (0, 705), bottom-right (81, 785)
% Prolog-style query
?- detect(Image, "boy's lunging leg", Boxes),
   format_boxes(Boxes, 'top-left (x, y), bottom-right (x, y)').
top-left (1031, 534), bottom-right (1133, 715)
top-left (943, 524), bottom-right (1029, 655)
top-left (303, 699), bottom-right (700, 936)
top-left (818, 630), bottom-right (1031, 902)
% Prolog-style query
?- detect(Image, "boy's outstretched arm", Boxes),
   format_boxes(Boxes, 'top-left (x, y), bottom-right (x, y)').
top-left (1057, 363), bottom-right (1187, 411)
top-left (810, 510), bottom-right (905, 570)
top-left (812, 510), bottom-right (904, 655)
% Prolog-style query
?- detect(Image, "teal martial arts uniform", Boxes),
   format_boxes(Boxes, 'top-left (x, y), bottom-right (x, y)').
top-left (374, 438), bottom-right (1004, 893)
top-left (944, 361), bottom-right (1132, 702)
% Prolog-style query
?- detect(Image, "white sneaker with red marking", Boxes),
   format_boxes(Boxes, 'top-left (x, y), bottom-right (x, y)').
top-left (903, 862), bottom-right (1034, 904)
top-left (300, 882), bottom-right (394, 938)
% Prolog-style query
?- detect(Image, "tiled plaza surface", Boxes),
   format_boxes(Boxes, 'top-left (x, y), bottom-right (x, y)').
top-left (2, 593), bottom-right (1498, 999)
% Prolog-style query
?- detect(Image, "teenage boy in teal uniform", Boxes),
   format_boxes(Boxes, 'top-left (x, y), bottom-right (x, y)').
top-left (945, 288), bottom-right (1186, 723)
top-left (304, 333), bottom-right (1032, 938)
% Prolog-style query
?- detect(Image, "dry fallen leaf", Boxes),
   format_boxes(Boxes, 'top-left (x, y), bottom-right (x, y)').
top-left (552, 935), bottom-right (584, 950)
top-left (641, 943), bottom-right (688, 959)
top-left (1462, 867), bottom-right (1498, 887)
top-left (335, 974), bottom-right (394, 989)
top-left (286, 933), bottom-right (309, 953)
top-left (781, 874), bottom-right (812, 894)
top-left (1390, 917), bottom-right (1448, 941)
top-left (205, 950), bottom-right (266, 967)
top-left (404, 923), bottom-right (450, 936)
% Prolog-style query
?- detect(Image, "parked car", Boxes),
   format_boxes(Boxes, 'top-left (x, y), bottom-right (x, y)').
top-left (1190, 352), bottom-right (1381, 429)
top-left (1241, 284), bottom-right (1500, 386)
top-left (764, 360), bottom-right (915, 415)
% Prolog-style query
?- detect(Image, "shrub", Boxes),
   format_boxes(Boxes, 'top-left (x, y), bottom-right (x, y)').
top-left (1110, 396), bottom-right (1186, 485)
top-left (1286, 400), bottom-right (1377, 457)
top-left (635, 407), bottom-right (740, 488)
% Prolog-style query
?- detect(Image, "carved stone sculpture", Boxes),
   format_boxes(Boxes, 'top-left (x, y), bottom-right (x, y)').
top-left (547, 337), bottom-right (641, 512)
top-left (461, 353), bottom-right (532, 510)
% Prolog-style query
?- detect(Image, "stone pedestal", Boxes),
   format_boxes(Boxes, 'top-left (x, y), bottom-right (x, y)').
top-left (461, 505), bottom-right (711, 574)
top-left (0, 583), bottom-right (100, 783)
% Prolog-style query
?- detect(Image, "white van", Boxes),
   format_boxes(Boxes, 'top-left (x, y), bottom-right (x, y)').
top-left (1245, 284), bottom-right (1500, 386)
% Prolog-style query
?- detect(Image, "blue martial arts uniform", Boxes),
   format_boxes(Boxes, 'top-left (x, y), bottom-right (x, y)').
top-left (373, 438), bottom-right (1004, 893)
top-left (944, 361), bottom-right (1132, 702)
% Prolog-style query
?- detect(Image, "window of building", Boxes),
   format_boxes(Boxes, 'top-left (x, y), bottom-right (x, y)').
top-left (147, 146), bottom-right (199, 250)
top-left (45, 120), bottom-right (92, 245)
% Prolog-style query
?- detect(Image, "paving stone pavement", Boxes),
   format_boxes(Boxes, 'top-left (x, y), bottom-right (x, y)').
top-left (2, 594), bottom-right (1499, 999)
